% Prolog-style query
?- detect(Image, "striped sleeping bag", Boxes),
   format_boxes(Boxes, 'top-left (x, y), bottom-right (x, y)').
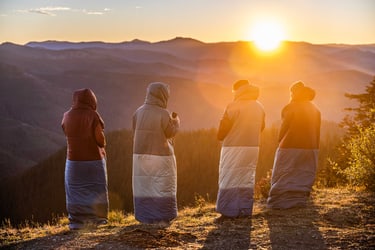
top-left (64, 159), bottom-right (109, 229)
top-left (132, 82), bottom-right (180, 224)
top-left (216, 83), bottom-right (265, 218)
top-left (267, 86), bottom-right (321, 209)
top-left (267, 148), bottom-right (319, 209)
top-left (133, 154), bottom-right (177, 223)
top-left (216, 147), bottom-right (259, 217)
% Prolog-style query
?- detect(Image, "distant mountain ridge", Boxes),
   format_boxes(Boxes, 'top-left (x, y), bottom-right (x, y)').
top-left (0, 37), bottom-right (374, 179)
top-left (25, 37), bottom-right (205, 50)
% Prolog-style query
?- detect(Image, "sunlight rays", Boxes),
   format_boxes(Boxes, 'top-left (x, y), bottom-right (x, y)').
top-left (249, 20), bottom-right (286, 52)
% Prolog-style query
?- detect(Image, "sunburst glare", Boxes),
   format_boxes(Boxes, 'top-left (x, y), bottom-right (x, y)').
top-left (249, 20), bottom-right (285, 52)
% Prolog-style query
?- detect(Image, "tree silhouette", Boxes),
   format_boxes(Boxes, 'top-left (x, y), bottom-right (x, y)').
top-left (334, 77), bottom-right (375, 190)
top-left (341, 77), bottom-right (375, 134)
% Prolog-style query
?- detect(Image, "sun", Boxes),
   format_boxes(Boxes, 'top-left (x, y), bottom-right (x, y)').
top-left (250, 20), bottom-right (285, 52)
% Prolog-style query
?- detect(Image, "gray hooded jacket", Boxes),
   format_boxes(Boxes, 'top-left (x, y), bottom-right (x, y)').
top-left (217, 84), bottom-right (265, 147)
top-left (132, 82), bottom-right (179, 156)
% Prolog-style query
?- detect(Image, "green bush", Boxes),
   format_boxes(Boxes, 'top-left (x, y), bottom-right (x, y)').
top-left (330, 77), bottom-right (375, 191)
top-left (343, 125), bottom-right (375, 191)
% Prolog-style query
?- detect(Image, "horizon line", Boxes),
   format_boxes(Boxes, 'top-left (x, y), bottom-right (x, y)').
top-left (1, 37), bottom-right (375, 46)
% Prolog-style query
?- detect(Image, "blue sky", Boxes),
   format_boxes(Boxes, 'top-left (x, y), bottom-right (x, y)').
top-left (0, 0), bottom-right (374, 44)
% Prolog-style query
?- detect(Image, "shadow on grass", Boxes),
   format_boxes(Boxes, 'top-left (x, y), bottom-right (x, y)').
top-left (266, 200), bottom-right (327, 250)
top-left (95, 223), bottom-right (198, 249)
top-left (202, 217), bottom-right (253, 250)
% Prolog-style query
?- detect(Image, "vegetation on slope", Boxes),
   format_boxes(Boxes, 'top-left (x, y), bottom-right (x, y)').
top-left (333, 77), bottom-right (375, 191)
top-left (1, 188), bottom-right (374, 249)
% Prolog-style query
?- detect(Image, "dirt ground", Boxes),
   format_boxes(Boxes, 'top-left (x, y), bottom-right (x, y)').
top-left (1, 188), bottom-right (374, 249)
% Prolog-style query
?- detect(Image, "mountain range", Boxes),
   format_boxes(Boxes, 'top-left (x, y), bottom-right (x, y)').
top-left (0, 37), bottom-right (374, 179)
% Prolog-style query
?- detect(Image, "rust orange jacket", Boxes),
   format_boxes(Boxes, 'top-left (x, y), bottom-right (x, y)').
top-left (62, 89), bottom-right (106, 161)
top-left (278, 100), bottom-right (321, 149)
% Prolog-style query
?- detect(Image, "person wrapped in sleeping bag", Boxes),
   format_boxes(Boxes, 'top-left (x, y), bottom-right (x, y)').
top-left (216, 80), bottom-right (265, 220)
top-left (267, 81), bottom-right (321, 209)
top-left (132, 82), bottom-right (180, 224)
top-left (62, 88), bottom-right (109, 230)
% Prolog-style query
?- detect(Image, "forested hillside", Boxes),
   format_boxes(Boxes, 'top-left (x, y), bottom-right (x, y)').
top-left (0, 121), bottom-right (343, 225)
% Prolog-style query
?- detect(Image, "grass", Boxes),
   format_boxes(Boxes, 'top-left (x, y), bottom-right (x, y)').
top-left (1, 187), bottom-right (374, 249)
top-left (0, 218), bottom-right (68, 246)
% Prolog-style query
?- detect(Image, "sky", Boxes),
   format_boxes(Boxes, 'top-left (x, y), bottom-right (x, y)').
top-left (0, 0), bottom-right (374, 45)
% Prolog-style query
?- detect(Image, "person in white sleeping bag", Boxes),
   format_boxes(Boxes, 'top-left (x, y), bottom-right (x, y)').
top-left (132, 82), bottom-right (180, 224)
top-left (215, 80), bottom-right (265, 222)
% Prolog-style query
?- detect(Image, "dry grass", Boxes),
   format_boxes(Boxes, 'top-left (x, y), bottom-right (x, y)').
top-left (1, 188), bottom-right (374, 249)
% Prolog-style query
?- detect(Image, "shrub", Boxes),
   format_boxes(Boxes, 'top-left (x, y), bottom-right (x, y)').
top-left (343, 125), bottom-right (375, 191)
top-left (330, 77), bottom-right (375, 191)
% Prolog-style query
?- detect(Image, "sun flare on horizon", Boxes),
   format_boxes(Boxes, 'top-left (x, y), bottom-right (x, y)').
top-left (249, 20), bottom-right (285, 52)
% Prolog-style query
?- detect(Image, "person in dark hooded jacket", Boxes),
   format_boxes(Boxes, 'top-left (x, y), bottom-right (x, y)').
top-left (62, 88), bottom-right (108, 230)
top-left (132, 82), bottom-right (180, 224)
top-left (215, 80), bottom-right (265, 222)
top-left (267, 81), bottom-right (321, 209)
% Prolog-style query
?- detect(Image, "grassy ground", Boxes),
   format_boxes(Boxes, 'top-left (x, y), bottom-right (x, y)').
top-left (1, 188), bottom-right (374, 249)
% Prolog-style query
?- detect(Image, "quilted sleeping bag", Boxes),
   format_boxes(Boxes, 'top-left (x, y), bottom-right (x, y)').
top-left (132, 82), bottom-right (180, 224)
top-left (62, 88), bottom-right (108, 230)
top-left (216, 81), bottom-right (265, 218)
top-left (267, 83), bottom-right (321, 209)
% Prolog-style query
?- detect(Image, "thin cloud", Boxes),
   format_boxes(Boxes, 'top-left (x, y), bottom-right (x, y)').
top-left (29, 9), bottom-right (53, 15)
top-left (16, 6), bottom-right (111, 16)
top-left (83, 8), bottom-right (112, 15)
top-left (17, 6), bottom-right (71, 16)
top-left (85, 11), bottom-right (104, 15)
top-left (40, 7), bottom-right (70, 11)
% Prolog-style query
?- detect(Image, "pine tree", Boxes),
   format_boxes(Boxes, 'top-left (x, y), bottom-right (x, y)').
top-left (333, 76), bottom-right (375, 190)
top-left (341, 77), bottom-right (375, 134)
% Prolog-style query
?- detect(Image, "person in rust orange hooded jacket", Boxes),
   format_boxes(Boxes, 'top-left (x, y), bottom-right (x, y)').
top-left (267, 82), bottom-right (321, 209)
top-left (62, 88), bottom-right (108, 230)
top-left (62, 88), bottom-right (106, 161)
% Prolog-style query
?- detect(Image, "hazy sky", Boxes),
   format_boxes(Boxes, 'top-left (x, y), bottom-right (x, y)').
top-left (1, 0), bottom-right (374, 45)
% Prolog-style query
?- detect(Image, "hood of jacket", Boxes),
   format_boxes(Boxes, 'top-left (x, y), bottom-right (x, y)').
top-left (234, 84), bottom-right (259, 101)
top-left (72, 88), bottom-right (97, 110)
top-left (144, 82), bottom-right (170, 108)
top-left (291, 86), bottom-right (316, 102)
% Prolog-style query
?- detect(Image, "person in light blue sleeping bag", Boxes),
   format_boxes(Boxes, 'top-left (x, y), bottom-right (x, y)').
top-left (62, 88), bottom-right (109, 230)
top-left (267, 81), bottom-right (321, 209)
